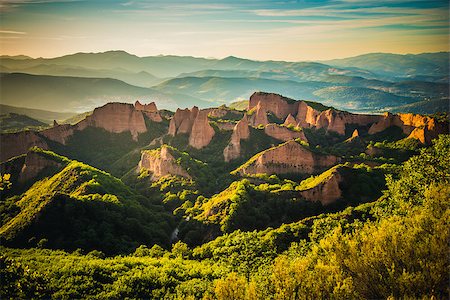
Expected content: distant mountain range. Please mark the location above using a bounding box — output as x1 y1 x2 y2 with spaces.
1 51 448 114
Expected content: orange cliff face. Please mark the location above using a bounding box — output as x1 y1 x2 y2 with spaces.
248 92 298 120
264 124 308 142
189 110 215 149
135 100 163 122
223 115 250 162
299 171 343 206
368 112 449 144
248 92 380 135
0 101 164 162
168 107 216 149
138 146 190 181
236 140 338 176
77 103 147 140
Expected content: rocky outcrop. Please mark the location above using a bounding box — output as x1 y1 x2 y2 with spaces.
368 112 448 144
169 107 216 149
296 101 320 128
248 92 380 135
235 140 338 176
264 124 308 142
248 92 298 119
204 108 242 119
41 124 74 145
77 103 147 140
283 114 297 127
216 121 236 131
299 170 342 206
135 101 163 122
0 131 49 162
189 110 216 149
248 102 269 126
224 115 250 162
311 109 380 135
135 100 157 112
18 150 63 183
168 107 199 136
138 145 190 181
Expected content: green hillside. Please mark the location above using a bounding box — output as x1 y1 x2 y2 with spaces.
1 135 448 299
313 86 416 111
0 104 76 124
0 113 49 133
0 148 173 254
0 73 209 112
325 52 449 78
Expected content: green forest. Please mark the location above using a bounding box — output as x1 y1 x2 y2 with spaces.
1 134 448 299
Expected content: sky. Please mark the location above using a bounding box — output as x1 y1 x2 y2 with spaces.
0 0 448 61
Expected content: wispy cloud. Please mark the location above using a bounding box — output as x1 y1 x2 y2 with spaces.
0 0 80 12
0 29 27 34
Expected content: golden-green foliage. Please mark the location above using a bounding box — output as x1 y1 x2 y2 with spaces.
1 133 448 299
0 151 173 253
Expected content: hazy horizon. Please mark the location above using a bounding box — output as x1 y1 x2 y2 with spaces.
1 0 448 61
2 49 449 62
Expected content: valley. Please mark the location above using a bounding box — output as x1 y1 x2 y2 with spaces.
1 89 448 298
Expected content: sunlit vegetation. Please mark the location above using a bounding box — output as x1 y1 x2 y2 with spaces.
1 135 449 298
0 151 174 254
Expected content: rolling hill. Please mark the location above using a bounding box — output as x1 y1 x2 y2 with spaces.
0 104 76 124
0 73 210 112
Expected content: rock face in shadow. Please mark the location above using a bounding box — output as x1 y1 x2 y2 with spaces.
18 150 63 183
264 124 308 142
168 107 199 136
138 145 190 181
283 114 297 127
168 107 216 149
299 170 343 206
224 115 250 162
368 112 448 144
41 124 74 145
0 131 49 162
236 140 339 175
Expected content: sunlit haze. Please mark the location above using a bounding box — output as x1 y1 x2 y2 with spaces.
0 0 449 60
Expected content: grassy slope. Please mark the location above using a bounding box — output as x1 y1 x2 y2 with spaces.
0 113 49 133
0 149 173 253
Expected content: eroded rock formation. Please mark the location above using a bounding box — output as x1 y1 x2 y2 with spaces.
138 145 190 181
0 131 49 162
264 124 308 142
41 124 74 145
248 92 298 119
224 115 250 161
77 103 147 140
168 107 199 136
248 92 380 135
236 140 338 175
299 170 342 206
283 114 297 127
18 150 64 183
189 110 216 149
168 107 216 149
368 112 448 144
